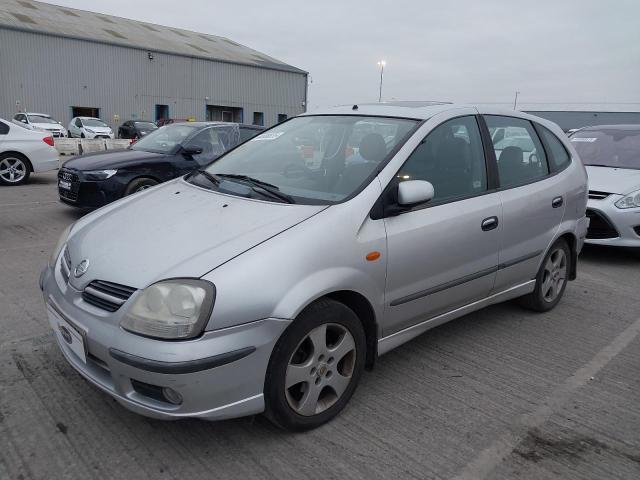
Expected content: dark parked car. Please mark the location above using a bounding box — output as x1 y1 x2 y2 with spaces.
58 122 264 208
118 120 158 140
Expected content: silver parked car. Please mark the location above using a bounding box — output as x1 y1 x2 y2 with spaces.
569 125 640 247
41 103 589 430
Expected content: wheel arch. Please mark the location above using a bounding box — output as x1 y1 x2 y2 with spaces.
301 290 379 370
0 150 33 172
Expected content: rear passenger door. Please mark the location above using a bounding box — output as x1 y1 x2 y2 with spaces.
382 115 502 335
481 115 566 292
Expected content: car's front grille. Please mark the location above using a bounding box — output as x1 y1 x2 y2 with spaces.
82 280 137 312
58 169 80 202
60 247 72 282
588 190 611 200
585 209 619 239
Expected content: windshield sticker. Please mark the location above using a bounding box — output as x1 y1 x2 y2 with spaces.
571 137 597 143
251 131 284 141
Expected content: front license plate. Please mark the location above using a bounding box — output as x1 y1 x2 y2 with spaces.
47 305 86 363
58 180 71 190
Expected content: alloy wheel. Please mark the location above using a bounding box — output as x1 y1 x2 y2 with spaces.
0 157 27 183
285 323 356 416
541 248 567 302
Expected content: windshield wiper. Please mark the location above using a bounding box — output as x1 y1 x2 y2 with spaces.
195 169 220 186
215 174 295 204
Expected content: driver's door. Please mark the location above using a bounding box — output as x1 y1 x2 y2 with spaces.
382 115 502 335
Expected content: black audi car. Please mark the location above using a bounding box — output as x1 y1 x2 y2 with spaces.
58 122 264 208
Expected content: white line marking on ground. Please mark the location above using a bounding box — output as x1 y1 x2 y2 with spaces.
454 316 640 480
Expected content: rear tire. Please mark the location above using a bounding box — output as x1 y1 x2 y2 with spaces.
124 177 158 195
0 153 31 186
519 239 570 312
264 298 366 431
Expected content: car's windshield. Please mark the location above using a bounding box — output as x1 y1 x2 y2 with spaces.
131 124 200 154
82 118 108 127
193 115 419 204
28 115 57 124
571 128 640 169
134 121 158 132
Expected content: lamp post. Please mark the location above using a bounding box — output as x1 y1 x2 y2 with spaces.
513 90 520 110
377 60 386 102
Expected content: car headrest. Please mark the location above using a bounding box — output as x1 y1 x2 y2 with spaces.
359 133 387 162
499 146 523 166
436 137 469 172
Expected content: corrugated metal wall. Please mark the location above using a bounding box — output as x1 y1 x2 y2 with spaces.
0 29 307 128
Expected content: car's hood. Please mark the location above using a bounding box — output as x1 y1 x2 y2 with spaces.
585 166 640 195
62 149 167 170
66 179 327 290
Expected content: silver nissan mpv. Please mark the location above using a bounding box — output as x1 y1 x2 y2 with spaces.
41 103 589 431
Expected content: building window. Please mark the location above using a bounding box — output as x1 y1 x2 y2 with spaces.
253 112 264 126
277 114 288 123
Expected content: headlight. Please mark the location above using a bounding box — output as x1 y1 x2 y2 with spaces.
86 128 95 133
49 223 73 267
120 279 215 340
84 169 117 180
615 190 640 209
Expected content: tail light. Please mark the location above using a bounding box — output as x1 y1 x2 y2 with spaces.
43 136 55 147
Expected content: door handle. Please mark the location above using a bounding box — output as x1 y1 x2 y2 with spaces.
481 216 499 231
552 196 564 208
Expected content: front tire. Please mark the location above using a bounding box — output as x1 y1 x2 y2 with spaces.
519 239 570 312
264 298 366 431
0 153 31 186
124 177 158 195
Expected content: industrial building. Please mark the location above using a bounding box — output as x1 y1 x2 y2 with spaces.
0 0 308 129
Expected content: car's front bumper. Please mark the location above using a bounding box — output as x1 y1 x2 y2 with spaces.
586 196 640 247
58 168 127 208
40 262 290 420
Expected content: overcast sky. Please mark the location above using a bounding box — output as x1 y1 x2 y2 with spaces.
44 0 640 111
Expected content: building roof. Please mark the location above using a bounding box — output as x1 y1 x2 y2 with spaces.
0 0 306 74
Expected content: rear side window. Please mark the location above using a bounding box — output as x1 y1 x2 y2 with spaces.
538 126 570 171
397 115 487 203
485 115 549 188
0 121 9 135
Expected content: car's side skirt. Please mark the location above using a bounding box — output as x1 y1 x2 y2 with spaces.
377 279 536 356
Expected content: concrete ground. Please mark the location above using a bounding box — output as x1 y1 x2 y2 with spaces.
1 171 639 480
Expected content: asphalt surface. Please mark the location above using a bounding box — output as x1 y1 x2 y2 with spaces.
1 171 639 480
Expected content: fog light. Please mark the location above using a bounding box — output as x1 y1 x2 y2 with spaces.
162 387 183 405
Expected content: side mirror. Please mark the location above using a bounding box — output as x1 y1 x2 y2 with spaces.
398 180 435 206
182 145 203 157
20 119 27 123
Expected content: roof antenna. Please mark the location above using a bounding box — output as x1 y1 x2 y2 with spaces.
352 104 358 111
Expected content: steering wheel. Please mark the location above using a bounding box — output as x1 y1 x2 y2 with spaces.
282 162 313 179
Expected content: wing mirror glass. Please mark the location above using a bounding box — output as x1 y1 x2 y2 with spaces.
397 180 435 206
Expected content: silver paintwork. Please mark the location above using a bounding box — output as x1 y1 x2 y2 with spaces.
397 180 434 206
585 166 640 247
42 104 588 421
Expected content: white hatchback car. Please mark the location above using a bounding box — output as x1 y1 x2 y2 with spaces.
68 117 114 139
0 118 59 185
12 112 68 138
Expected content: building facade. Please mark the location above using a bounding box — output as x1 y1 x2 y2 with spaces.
0 0 307 129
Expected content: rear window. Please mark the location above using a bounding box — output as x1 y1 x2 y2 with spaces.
570 129 640 170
